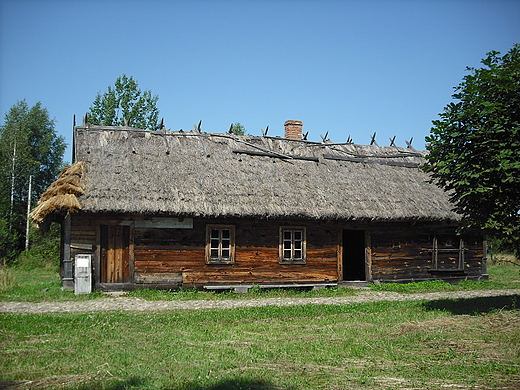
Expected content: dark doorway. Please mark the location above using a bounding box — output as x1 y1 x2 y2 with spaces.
342 230 366 281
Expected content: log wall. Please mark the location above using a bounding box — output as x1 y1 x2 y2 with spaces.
133 218 339 286
370 223 485 282
66 215 486 289
69 214 98 283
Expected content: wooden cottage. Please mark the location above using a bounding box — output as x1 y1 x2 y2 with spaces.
31 120 487 292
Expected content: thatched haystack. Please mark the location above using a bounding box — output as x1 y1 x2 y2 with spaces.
30 161 85 225
68 126 460 222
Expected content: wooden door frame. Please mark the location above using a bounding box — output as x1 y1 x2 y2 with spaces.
338 228 371 282
95 220 134 288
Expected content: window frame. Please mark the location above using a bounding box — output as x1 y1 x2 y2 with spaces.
206 225 236 265
279 226 307 264
431 235 465 270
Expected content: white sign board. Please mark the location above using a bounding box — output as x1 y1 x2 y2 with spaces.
75 254 92 295
135 218 193 229
76 255 90 268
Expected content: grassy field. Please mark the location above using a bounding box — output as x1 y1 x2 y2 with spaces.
1 258 520 302
1 296 519 389
1 262 519 389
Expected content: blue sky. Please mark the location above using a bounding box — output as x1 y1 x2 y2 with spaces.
1 0 518 163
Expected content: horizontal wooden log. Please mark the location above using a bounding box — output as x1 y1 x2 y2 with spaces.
323 153 419 168
135 272 183 284
135 259 337 274
233 149 319 162
134 247 338 267
183 270 337 285
70 243 93 250
71 247 96 256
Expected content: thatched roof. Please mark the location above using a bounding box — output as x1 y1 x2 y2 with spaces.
30 162 85 224
37 125 461 223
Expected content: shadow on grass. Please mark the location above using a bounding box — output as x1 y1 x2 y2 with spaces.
77 376 147 390
423 294 519 315
0 376 149 390
73 377 291 390
174 378 294 390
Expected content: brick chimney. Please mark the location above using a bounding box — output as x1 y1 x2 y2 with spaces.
284 120 303 140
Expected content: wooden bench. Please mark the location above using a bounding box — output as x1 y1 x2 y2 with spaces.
203 283 337 294
427 269 467 276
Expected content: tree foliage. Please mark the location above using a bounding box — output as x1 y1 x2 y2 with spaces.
87 74 160 130
423 44 520 257
0 100 66 260
228 122 246 136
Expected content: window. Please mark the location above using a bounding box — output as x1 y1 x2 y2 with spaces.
431 236 465 270
206 225 235 264
280 227 306 264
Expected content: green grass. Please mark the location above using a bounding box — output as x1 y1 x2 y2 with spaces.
1 262 519 302
1 261 519 389
1 298 519 389
0 268 104 302
126 284 360 301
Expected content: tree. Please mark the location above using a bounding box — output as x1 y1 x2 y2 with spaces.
87 74 160 130
228 122 246 135
423 44 520 258
0 100 66 260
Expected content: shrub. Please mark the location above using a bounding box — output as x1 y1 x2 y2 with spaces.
0 259 16 292
0 217 19 263
13 223 60 271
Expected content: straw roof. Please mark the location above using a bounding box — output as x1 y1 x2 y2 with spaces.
30 162 85 224
52 125 460 222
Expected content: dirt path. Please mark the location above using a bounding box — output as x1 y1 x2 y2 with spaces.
1 288 520 313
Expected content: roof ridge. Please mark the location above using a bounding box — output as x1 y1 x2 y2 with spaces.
75 126 424 152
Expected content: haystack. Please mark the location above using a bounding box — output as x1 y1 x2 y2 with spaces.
30 161 85 225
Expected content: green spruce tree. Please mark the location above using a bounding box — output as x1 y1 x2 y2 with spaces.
0 100 66 260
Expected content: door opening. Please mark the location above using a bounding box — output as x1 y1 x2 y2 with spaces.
342 230 366 281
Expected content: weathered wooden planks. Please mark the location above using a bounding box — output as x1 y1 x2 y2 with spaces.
67 215 485 289
370 224 484 282
101 225 130 283
133 218 339 286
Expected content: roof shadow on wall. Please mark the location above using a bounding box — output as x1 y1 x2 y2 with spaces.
422 294 519 315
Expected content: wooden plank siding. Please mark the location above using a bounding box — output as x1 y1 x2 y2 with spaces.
69 215 99 286
67 215 486 290
370 224 485 282
69 215 134 286
100 225 131 283
133 218 339 287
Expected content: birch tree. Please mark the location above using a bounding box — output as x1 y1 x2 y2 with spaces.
87 74 160 130
0 100 66 259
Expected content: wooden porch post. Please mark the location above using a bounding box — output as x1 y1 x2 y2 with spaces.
61 214 74 290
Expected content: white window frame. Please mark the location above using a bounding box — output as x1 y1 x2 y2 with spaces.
206 225 235 265
279 227 306 264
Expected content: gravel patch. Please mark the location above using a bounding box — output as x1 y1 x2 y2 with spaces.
1 289 520 313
